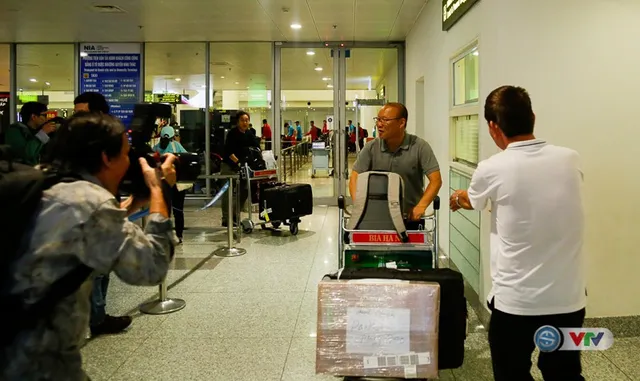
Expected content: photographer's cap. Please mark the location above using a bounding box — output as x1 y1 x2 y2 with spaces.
161 126 175 138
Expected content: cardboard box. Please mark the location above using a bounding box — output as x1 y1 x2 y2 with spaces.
316 279 440 379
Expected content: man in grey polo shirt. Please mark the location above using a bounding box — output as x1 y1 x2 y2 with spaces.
350 102 442 220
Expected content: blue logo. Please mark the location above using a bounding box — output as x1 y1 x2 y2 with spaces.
534 325 561 352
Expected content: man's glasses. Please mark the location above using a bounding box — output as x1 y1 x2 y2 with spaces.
373 117 402 123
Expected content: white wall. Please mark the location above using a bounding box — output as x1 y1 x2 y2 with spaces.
377 59 399 103
407 0 640 317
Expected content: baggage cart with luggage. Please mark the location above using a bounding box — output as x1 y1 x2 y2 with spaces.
317 171 468 380
239 163 313 235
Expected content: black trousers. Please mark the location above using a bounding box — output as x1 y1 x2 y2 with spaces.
488 298 586 381
171 186 186 237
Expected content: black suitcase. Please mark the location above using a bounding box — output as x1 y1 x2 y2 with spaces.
261 183 313 222
323 267 467 370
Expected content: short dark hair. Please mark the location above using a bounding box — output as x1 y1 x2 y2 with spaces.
19 102 47 123
262 119 267 124
49 112 125 174
385 102 409 121
74 92 110 114
484 86 535 138
236 111 250 124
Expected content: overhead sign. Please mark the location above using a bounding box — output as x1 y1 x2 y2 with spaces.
80 43 141 126
357 99 386 106
153 93 189 104
442 0 480 31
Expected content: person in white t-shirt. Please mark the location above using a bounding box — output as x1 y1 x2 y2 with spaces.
450 85 586 381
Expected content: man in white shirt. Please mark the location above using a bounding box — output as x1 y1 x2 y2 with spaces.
450 85 586 381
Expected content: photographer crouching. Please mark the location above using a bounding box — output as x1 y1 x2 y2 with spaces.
1 112 179 381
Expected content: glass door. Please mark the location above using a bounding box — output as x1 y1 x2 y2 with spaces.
277 45 337 205
275 43 402 206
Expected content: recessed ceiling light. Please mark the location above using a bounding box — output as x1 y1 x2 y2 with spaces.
315 67 323 71
306 51 315 56
45 81 51 86
246 86 250 89
221 76 225 79
29 78 37 82
290 23 302 29
327 84 333 88
175 78 181 81
235 81 240 85
322 77 330 81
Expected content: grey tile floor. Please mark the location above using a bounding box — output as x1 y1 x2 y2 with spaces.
81 204 640 380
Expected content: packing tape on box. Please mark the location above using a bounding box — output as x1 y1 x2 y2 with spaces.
405 364 417 379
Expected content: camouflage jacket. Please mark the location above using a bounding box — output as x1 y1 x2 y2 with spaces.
1 174 176 381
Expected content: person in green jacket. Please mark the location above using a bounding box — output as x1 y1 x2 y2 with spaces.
4 102 56 165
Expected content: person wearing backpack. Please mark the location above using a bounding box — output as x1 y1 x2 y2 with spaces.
153 126 189 243
4 102 57 165
0 112 179 381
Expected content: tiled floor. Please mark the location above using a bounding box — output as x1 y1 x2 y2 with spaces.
81 169 640 380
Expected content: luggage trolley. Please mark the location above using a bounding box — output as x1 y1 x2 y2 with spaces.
337 195 440 271
239 163 302 235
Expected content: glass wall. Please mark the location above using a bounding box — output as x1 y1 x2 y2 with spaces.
144 42 207 195
16 44 75 119
0 45 9 92
209 42 272 139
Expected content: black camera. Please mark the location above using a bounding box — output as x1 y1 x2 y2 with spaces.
119 103 202 198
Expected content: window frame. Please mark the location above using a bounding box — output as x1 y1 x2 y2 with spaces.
449 39 480 171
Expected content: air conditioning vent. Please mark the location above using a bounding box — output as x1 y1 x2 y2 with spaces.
91 5 126 13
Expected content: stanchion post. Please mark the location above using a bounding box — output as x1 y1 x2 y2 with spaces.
139 214 186 315
214 176 246 257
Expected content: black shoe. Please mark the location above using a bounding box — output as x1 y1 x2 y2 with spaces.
90 315 132 336
221 220 238 228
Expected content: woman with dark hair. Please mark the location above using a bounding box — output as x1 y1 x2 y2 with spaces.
153 126 189 243
221 110 254 227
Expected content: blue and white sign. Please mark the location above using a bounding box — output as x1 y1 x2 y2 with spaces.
80 43 141 126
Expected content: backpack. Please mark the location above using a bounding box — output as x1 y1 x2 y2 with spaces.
347 171 409 242
244 146 267 171
0 145 92 345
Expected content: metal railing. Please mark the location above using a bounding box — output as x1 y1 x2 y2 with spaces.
280 138 311 182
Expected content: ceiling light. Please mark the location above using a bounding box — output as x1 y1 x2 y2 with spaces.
45 81 50 86
175 78 181 81
235 81 240 85
327 84 333 88
322 77 330 81
290 23 302 29
201 85 206 88
306 51 315 56
246 86 250 89
315 67 323 71
29 78 37 82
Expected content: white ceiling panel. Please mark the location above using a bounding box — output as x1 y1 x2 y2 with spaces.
1 0 417 97
0 0 425 42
